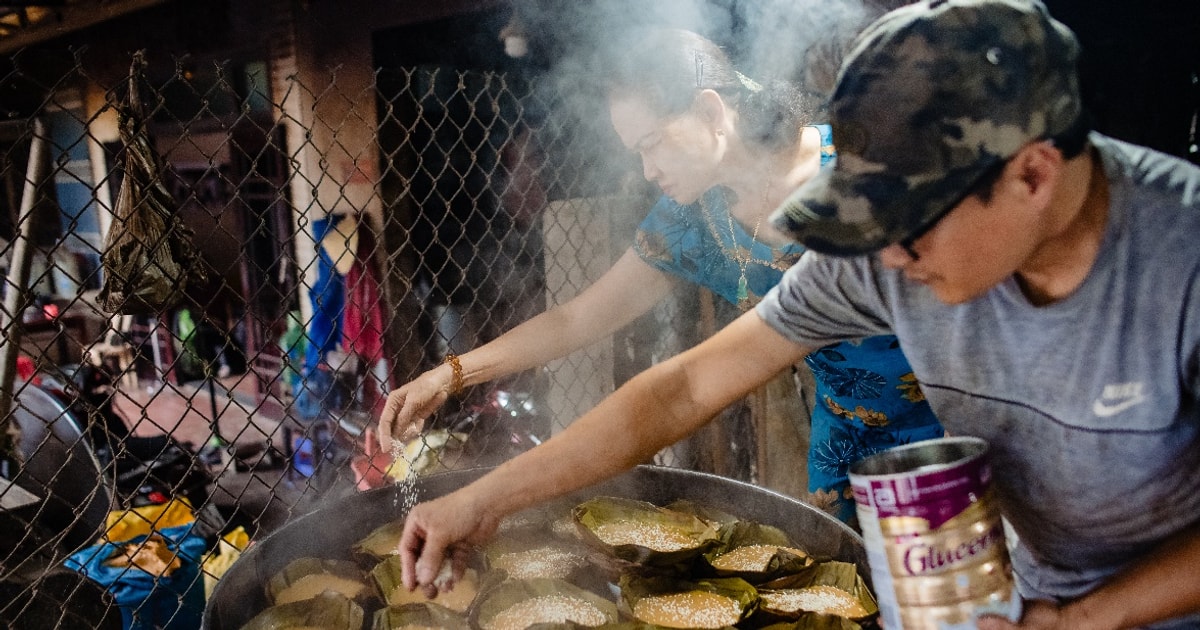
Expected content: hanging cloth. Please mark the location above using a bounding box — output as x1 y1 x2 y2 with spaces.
302 214 349 373
341 224 385 364
98 50 206 314
291 214 355 422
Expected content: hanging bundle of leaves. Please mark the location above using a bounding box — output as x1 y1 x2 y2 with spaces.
99 50 206 314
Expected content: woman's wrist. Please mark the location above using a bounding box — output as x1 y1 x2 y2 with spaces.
440 353 465 397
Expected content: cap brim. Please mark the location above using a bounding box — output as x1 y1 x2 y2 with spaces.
770 159 998 257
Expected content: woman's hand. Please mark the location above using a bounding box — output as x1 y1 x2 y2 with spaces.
398 490 499 597
377 367 452 450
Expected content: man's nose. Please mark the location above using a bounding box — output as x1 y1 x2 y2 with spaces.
877 244 913 269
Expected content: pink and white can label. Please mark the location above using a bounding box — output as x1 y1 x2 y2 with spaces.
849 437 1021 630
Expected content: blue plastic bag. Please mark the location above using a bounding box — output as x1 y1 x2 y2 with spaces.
65 523 207 630
292 363 350 423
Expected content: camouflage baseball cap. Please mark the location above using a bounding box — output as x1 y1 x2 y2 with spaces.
771 0 1083 255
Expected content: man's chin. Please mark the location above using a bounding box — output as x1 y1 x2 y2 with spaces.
930 282 987 305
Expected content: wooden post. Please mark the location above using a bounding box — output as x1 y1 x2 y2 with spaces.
0 118 49 472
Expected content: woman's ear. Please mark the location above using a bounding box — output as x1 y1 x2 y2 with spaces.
693 89 727 132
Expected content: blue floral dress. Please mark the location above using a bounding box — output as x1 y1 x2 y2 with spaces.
632 125 943 523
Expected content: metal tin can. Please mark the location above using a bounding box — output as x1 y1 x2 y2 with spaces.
849 437 1021 630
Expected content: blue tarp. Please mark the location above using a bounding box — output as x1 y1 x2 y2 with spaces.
302 214 346 373
65 523 207 630
291 215 352 422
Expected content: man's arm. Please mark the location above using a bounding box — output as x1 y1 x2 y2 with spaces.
978 524 1200 630
398 311 811 589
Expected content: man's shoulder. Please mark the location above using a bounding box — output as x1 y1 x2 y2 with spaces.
1094 133 1200 196
1095 133 1200 250
799 250 896 284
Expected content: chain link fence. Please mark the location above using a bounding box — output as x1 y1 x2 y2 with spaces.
0 46 754 627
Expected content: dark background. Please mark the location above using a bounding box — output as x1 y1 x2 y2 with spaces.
1045 0 1199 163
487 0 1200 164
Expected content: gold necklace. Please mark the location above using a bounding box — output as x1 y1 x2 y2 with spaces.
700 182 772 312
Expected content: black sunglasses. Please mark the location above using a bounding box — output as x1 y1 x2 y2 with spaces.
896 158 1010 261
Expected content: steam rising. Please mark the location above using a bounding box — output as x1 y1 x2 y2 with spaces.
508 0 895 192
513 0 888 95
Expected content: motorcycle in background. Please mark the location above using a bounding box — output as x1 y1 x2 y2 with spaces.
36 361 215 512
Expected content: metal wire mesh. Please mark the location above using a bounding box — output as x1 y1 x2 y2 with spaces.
0 49 750 627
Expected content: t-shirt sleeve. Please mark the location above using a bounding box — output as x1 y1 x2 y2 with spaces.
755 251 893 349
1185 266 1200 403
632 194 687 274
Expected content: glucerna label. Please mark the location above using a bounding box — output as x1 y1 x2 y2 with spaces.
850 437 1021 630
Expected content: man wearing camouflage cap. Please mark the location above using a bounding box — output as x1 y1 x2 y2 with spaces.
396 1 1200 626
759 0 1200 627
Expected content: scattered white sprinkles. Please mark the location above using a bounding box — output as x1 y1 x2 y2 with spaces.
760 585 867 617
484 595 609 630
632 591 742 628
493 547 588 580
709 544 806 572
591 521 699 552
389 438 420 515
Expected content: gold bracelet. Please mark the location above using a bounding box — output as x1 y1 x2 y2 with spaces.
444 353 464 397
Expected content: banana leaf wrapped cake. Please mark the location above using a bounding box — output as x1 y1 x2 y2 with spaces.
371 554 481 613
573 497 722 574
754 561 877 625
704 522 814 583
473 578 619 630
225 482 876 630
485 536 592 582
267 557 373 606
239 590 364 630
371 602 471 630
620 575 758 629
496 499 583 541
353 518 407 561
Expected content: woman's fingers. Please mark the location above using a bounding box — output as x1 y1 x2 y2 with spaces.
379 374 452 450
399 504 443 591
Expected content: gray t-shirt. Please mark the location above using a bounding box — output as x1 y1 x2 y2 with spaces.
758 134 1200 624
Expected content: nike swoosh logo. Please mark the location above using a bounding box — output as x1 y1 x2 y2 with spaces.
1092 396 1146 417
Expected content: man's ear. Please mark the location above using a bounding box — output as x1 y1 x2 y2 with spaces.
1009 139 1064 204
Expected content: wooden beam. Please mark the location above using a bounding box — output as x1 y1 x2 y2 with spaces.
0 0 168 54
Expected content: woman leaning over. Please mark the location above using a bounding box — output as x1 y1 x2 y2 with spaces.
379 27 941 524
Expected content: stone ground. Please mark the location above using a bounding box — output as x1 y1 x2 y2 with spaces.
110 372 367 538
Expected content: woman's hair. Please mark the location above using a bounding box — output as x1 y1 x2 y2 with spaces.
600 27 818 153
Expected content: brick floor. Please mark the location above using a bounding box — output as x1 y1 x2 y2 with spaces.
107 371 367 537
113 373 286 450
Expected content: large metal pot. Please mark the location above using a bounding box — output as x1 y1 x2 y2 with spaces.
8 383 112 552
203 465 868 629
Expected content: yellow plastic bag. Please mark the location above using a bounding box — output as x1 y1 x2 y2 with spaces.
201 526 249 599
103 497 195 544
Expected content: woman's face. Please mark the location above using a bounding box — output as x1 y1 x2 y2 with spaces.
608 93 723 204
